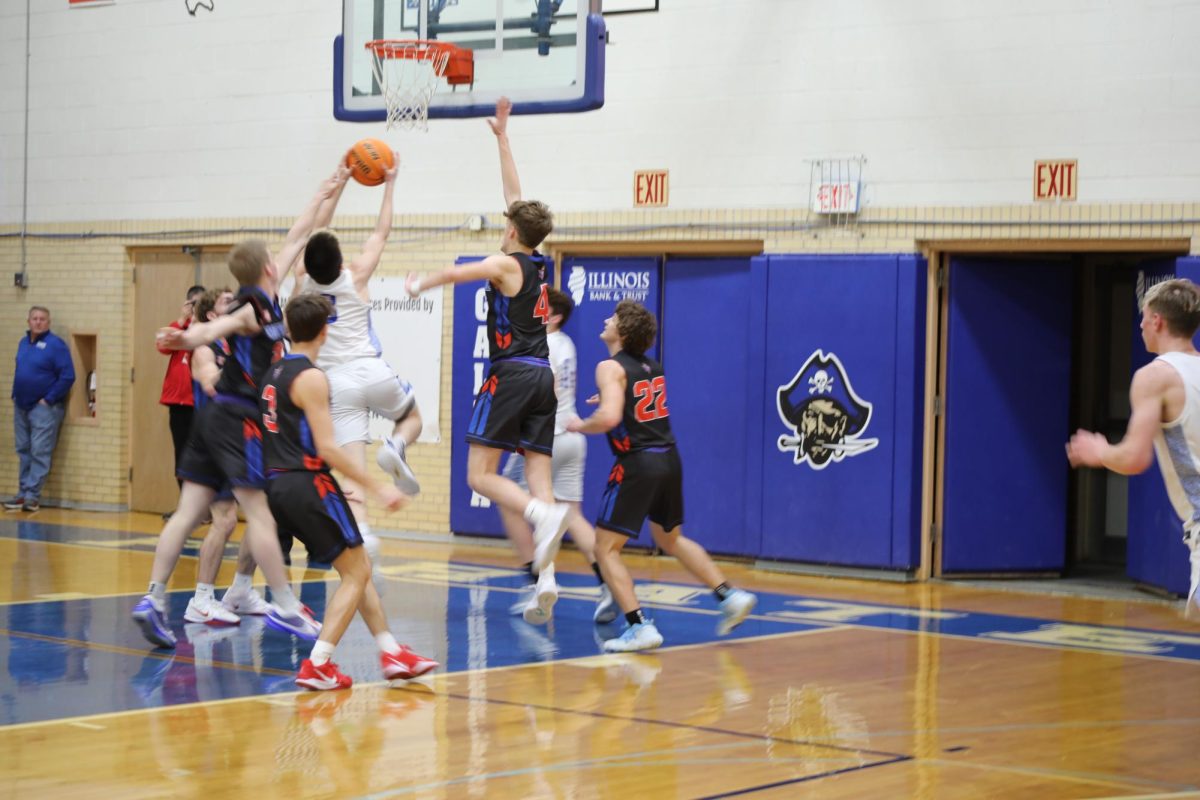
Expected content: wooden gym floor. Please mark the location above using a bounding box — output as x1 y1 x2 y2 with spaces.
1 509 1198 798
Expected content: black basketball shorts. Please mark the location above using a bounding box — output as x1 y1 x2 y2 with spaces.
594 447 685 538
267 470 363 565
176 399 266 490
465 359 556 455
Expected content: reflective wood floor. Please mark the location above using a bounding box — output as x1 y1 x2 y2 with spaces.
1 509 1199 798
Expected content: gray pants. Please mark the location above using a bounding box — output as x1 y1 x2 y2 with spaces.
13 401 65 503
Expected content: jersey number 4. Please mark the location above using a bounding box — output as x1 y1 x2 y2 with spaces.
261 385 279 433
633 376 669 422
533 284 551 325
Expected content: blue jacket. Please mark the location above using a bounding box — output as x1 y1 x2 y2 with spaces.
12 330 75 410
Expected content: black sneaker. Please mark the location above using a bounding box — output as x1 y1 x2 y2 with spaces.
3 496 24 511
22 500 40 513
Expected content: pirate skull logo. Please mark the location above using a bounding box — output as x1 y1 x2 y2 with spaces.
777 350 879 469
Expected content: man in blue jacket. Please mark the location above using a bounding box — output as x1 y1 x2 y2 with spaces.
6 306 74 513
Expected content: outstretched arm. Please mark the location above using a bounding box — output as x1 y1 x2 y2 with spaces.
158 304 258 350
191 344 220 398
487 97 521 207
349 162 398 290
276 166 347 284
567 360 626 434
404 253 521 298
291 369 409 509
1067 363 1168 475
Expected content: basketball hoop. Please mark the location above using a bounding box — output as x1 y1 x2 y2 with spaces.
365 40 474 131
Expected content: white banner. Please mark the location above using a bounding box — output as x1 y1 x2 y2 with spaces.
279 275 443 443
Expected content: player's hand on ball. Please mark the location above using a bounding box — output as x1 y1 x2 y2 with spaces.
1066 430 1108 467
404 272 422 298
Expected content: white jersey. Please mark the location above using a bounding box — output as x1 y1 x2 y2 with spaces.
549 330 578 436
1152 352 1200 531
298 271 380 368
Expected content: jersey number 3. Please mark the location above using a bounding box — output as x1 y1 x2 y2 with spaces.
261 385 279 433
633 376 669 422
533 284 551 325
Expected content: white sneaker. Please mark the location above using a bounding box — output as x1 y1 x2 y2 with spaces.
184 595 241 626
376 438 420 496
510 586 536 616
603 621 664 653
220 586 272 616
266 603 323 641
593 584 619 624
523 564 558 626
530 501 570 573
716 589 757 636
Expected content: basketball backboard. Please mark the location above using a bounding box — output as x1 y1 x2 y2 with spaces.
334 0 606 122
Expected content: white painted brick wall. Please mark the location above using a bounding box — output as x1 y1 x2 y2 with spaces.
4 0 1200 222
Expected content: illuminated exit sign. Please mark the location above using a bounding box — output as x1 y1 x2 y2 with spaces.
1034 159 1077 201
634 170 669 207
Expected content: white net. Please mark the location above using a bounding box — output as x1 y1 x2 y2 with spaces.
367 41 452 132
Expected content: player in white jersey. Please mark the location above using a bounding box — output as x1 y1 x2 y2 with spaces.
1068 278 1200 614
294 162 421 585
500 287 617 626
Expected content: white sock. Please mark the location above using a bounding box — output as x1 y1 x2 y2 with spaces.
195 583 215 600
148 581 167 605
229 572 254 595
272 584 301 615
309 640 336 667
376 631 401 655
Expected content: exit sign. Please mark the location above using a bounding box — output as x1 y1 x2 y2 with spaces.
1034 160 1077 201
634 170 669 207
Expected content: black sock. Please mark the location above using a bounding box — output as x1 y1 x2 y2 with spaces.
713 582 732 602
524 561 537 585
591 562 606 586
624 608 647 626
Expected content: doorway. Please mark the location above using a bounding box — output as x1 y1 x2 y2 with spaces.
129 247 231 514
923 240 1191 581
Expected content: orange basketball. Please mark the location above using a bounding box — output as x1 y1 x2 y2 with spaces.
345 138 395 186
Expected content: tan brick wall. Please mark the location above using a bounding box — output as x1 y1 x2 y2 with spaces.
1 202 1196 532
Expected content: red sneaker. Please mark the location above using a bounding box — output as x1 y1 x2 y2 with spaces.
381 646 439 681
295 658 352 691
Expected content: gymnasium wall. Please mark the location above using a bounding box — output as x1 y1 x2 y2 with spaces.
6 1 1200 544
5 1 1200 223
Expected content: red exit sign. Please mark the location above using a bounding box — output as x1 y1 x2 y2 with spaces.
634 170 669 207
1034 160 1077 201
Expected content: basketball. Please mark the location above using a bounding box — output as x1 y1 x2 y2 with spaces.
345 138 395 186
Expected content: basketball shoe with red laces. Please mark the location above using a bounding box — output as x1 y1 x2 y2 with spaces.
381 646 439 681
295 659 352 691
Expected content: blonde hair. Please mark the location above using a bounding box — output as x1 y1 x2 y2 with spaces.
1143 278 1200 337
228 239 271 286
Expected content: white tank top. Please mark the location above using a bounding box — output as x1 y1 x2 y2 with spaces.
549 330 578 435
298 271 380 368
1152 351 1200 530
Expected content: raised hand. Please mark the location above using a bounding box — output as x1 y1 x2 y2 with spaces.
487 96 512 137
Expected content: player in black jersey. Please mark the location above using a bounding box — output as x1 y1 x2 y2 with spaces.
182 288 277 627
405 98 571 581
264 294 438 691
133 168 345 649
568 300 759 652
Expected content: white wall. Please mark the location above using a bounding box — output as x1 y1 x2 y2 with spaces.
4 0 1200 223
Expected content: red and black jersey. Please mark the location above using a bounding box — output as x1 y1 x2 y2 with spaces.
485 252 551 362
607 350 676 456
260 354 327 473
215 286 287 401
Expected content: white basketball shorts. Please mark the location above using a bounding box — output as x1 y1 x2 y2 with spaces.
326 357 416 446
502 430 586 502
